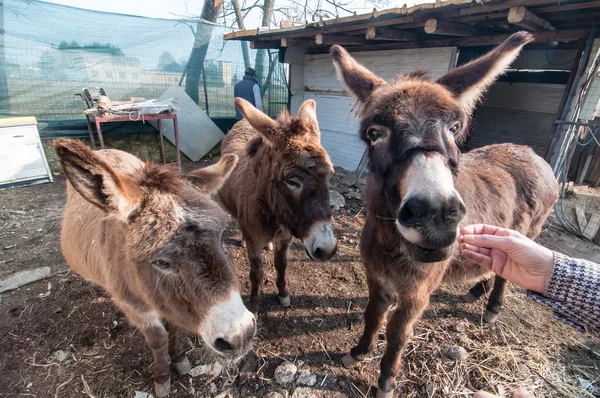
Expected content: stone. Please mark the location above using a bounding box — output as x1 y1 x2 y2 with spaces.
291 387 346 398
0 267 52 293
329 191 345 211
134 392 154 398
344 191 362 201
52 349 71 363
296 371 317 386
264 393 284 398
339 173 358 187
274 361 297 385
442 346 468 361
209 362 222 377
188 364 208 377
452 321 468 333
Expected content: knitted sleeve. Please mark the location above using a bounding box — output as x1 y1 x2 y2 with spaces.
527 252 600 335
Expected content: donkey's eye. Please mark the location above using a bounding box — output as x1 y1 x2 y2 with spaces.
367 128 386 143
285 179 302 190
448 122 462 134
152 260 171 269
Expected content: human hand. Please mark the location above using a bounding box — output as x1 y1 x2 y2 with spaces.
474 387 533 398
458 224 554 294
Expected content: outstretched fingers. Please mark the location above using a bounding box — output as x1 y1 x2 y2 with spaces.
460 247 493 269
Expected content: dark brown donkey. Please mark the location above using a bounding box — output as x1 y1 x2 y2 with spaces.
54 139 256 397
219 98 338 312
331 32 558 397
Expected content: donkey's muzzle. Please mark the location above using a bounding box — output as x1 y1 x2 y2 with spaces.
396 193 466 262
303 221 338 261
200 291 256 359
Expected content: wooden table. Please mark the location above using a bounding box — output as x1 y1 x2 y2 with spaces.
84 111 181 171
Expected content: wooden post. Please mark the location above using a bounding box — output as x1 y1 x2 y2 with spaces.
508 6 555 31
424 19 481 36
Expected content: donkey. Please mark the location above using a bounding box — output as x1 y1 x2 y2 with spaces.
218 98 338 312
331 32 558 397
54 139 256 397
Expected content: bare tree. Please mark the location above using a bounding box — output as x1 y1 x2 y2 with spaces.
185 0 224 104
231 0 251 68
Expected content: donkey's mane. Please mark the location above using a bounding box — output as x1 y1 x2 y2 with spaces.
140 163 182 193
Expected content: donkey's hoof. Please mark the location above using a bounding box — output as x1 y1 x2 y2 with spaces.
265 242 274 251
376 389 394 398
173 356 191 375
462 292 478 303
341 353 360 368
154 380 171 398
484 310 499 324
278 294 291 307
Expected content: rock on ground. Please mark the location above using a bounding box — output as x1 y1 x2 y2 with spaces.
291 387 346 398
296 370 317 386
188 364 208 377
329 191 345 211
52 349 71 363
274 361 297 385
263 393 284 398
442 346 468 361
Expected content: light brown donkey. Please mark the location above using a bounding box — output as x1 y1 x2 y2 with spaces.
331 32 558 397
54 139 256 397
219 98 338 312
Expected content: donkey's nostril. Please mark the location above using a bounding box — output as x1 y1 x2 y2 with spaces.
214 338 234 352
313 247 323 260
398 197 423 227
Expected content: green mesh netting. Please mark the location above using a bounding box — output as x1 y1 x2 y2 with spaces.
0 0 289 138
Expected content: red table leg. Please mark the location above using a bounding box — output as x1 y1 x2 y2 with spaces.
173 115 181 172
85 114 96 149
95 119 105 149
157 119 166 164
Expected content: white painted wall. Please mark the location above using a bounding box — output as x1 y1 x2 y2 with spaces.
286 47 458 171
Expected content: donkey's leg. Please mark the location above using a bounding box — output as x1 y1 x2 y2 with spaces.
342 280 393 368
376 293 430 398
484 275 508 323
165 322 191 375
247 241 264 313
274 239 291 307
116 303 172 397
462 278 492 303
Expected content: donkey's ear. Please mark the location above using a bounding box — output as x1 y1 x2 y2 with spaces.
53 138 143 222
297 99 317 124
187 154 239 193
331 45 386 106
235 97 279 143
437 31 533 115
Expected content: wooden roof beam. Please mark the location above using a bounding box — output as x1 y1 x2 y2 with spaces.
250 41 279 49
366 27 420 41
315 33 367 46
508 6 555 31
280 38 314 47
424 19 481 37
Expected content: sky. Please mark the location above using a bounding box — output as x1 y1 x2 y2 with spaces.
42 0 431 28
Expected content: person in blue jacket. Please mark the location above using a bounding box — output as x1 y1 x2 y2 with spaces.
234 67 263 120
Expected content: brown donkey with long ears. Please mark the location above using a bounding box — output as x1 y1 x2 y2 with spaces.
54 139 256 397
219 98 338 312
331 32 558 397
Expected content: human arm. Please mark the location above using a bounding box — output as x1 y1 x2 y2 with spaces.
458 224 600 335
253 84 263 111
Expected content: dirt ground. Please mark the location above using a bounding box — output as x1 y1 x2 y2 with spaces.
1 161 599 398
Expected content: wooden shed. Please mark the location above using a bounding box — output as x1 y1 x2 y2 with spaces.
224 0 600 172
